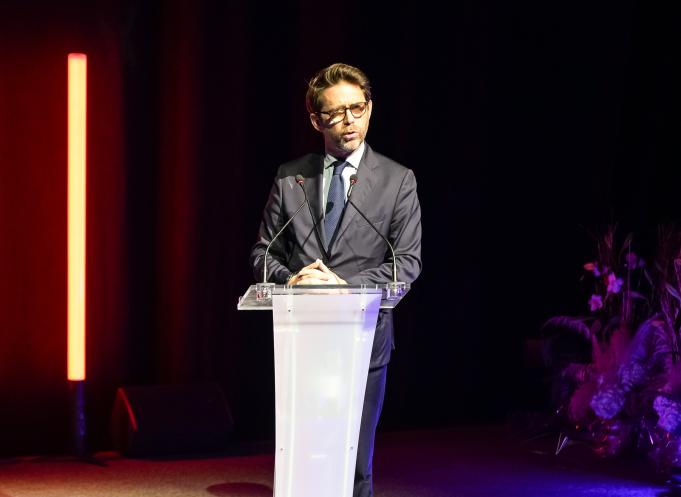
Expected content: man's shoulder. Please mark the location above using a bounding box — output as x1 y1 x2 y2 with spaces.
276 153 323 180
363 144 412 176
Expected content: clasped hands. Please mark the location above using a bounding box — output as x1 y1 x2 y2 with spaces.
288 259 347 286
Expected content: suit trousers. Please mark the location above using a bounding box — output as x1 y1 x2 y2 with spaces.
354 365 388 497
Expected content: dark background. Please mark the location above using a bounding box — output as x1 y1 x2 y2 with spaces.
0 0 679 456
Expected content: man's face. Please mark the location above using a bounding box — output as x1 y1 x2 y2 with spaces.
310 81 372 159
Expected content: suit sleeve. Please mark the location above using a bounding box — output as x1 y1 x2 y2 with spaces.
249 176 294 284
345 169 422 285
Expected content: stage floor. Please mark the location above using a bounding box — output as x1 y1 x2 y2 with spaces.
0 424 671 497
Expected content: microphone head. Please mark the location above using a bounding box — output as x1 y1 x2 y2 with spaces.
295 174 305 185
349 174 358 185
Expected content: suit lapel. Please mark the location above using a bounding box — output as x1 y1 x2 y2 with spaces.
306 157 324 223
334 145 375 245
304 154 329 260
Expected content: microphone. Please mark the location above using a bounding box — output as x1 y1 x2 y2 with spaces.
346 174 399 284
347 174 358 198
262 176 309 283
295 174 329 263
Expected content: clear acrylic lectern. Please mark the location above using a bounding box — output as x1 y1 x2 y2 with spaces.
238 284 410 497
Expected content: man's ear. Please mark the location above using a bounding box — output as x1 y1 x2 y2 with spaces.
309 113 323 132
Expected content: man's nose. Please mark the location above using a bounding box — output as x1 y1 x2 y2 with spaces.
343 108 355 123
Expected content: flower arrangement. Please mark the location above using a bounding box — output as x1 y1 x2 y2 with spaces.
542 225 681 470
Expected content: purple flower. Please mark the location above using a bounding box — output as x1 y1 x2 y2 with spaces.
654 396 681 434
606 273 623 294
589 294 604 312
591 385 626 419
619 362 647 390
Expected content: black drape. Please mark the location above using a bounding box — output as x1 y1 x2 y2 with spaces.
1 0 680 455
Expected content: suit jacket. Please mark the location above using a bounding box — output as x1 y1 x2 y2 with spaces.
249 143 422 368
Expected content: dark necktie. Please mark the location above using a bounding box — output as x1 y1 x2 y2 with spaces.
324 160 348 247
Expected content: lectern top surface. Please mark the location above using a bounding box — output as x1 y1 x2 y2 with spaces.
237 283 410 310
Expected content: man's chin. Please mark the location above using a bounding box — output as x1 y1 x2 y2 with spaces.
339 138 362 152
327 138 362 157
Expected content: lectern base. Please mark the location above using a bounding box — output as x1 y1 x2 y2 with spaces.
272 291 381 497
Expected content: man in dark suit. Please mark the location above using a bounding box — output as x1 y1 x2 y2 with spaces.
250 63 421 497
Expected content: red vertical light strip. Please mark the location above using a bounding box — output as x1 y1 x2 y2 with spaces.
68 53 86 381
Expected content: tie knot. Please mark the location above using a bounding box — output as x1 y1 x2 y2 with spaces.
332 160 348 176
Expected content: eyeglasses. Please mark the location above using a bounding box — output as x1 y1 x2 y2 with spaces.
317 101 369 125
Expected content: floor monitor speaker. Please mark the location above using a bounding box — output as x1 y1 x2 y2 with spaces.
111 382 234 456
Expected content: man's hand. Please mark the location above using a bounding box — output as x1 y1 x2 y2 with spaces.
288 259 347 285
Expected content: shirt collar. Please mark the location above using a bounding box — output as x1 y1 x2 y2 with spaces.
324 141 365 170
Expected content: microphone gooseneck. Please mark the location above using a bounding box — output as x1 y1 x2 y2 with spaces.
262 179 308 283
346 175 398 283
296 174 329 263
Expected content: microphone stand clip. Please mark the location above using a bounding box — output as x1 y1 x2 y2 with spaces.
256 282 275 301
386 281 407 300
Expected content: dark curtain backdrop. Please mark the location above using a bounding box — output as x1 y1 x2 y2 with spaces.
0 0 678 456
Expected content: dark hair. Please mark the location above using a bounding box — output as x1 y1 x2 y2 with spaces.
305 63 372 114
